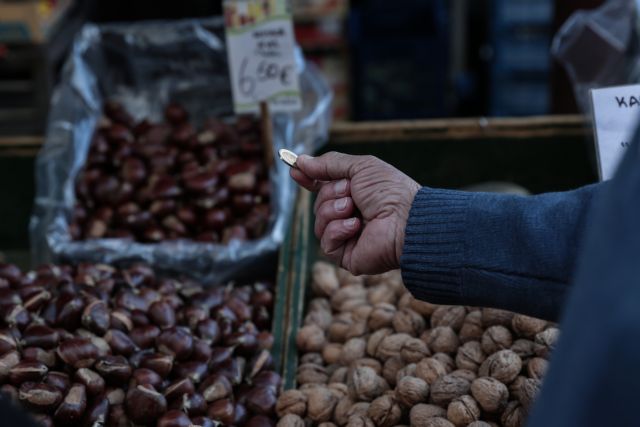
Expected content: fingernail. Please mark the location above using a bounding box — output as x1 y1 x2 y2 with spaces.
334 179 347 195
345 218 357 229
335 198 348 211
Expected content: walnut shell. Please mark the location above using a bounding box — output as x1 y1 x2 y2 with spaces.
395 363 417 385
329 382 349 399
304 386 338 422
409 404 447 426
337 268 365 287
478 350 522 384
423 417 456 427
368 304 397 330
428 327 460 354
481 325 513 354
323 343 343 365
352 305 373 323
501 401 526 427
534 327 559 358
334 397 356 426
481 308 514 328
330 366 349 384
430 374 471 406
447 395 480 426
296 363 328 385
432 353 456 372
449 369 476 382
329 313 355 343
511 314 546 338
527 357 548 381
367 395 403 427
312 261 340 297
455 341 486 372
340 338 367 365
392 309 426 336
332 285 368 312
431 306 466 332
510 339 535 361
367 328 393 357
467 422 493 427
301 352 324 365
347 402 371 419
348 366 390 402
367 285 396 306
276 389 307 417
518 377 541 411
376 333 412 361
305 309 333 330
277 414 305 427
382 356 405 387
345 321 369 340
309 297 331 313
395 376 429 407
297 324 327 352
416 357 448 385
346 415 375 427
470 376 508 413
319 423 338 427
459 311 484 343
350 358 383 375
401 338 430 363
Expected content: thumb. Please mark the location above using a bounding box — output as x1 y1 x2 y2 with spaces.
296 151 360 181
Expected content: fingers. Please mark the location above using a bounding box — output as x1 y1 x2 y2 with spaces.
290 168 321 192
314 179 350 214
320 217 361 264
297 152 364 181
314 197 355 238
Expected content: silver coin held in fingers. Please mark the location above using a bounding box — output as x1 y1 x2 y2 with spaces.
278 149 298 168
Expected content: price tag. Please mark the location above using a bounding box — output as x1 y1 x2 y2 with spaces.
590 84 640 180
224 0 301 114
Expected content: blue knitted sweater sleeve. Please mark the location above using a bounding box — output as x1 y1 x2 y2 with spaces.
400 184 603 321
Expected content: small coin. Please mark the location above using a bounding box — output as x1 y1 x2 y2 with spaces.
278 149 298 168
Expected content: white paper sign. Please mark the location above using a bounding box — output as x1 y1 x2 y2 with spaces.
224 0 301 114
590 84 640 180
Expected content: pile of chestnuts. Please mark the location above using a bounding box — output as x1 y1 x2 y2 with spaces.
277 262 558 427
71 101 271 244
0 262 280 426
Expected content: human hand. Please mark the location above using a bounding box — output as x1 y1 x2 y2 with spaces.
290 152 420 275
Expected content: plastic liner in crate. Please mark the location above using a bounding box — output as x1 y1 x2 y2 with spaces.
29 18 332 283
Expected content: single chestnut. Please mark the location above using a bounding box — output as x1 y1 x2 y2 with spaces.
21 324 59 349
130 325 161 349
9 361 48 384
149 300 176 330
132 368 163 389
94 355 132 385
54 383 87 425
207 398 235 425
157 410 191 427
156 327 193 361
125 384 167 425
75 368 105 396
18 382 62 413
163 378 195 402
81 300 110 335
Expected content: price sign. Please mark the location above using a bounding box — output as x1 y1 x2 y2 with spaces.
224 0 301 113
591 84 640 180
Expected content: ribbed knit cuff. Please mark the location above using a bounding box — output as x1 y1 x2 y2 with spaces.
400 187 473 305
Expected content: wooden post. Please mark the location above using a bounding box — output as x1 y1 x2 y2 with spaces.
260 101 275 168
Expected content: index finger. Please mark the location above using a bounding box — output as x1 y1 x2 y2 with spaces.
296 152 361 181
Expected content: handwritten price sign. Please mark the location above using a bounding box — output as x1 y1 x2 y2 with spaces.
224 0 301 113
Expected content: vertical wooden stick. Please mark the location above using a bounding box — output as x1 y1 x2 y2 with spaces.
260 101 275 168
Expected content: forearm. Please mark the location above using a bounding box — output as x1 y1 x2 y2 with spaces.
400 184 603 321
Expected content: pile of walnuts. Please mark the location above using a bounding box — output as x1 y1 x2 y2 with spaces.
276 262 559 427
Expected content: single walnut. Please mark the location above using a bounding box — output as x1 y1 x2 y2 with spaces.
337 268 365 287
459 311 484 343
478 350 522 384
518 377 541 411
376 333 412 361
352 305 373 323
416 357 448 385
297 324 327 352
329 313 355 343
395 363 417 384
481 325 513 354
329 382 349 399
334 397 356 426
277 414 305 427
340 337 367 365
407 297 438 316
432 353 456 372
447 395 480 426
312 261 340 297
297 363 329 385
347 402 371 419
409 404 447 426
309 298 331 313
423 417 456 427
455 341 486 371
392 309 426 336
348 366 390 402
301 352 325 365
401 338 430 363
332 285 368 312
346 415 375 427
527 357 548 381
276 389 308 417
481 308 514 328
304 386 338 422
345 321 369 340
430 374 471 406
501 401 526 427
431 306 466 332
510 339 535 361
470 376 508 413
323 343 343 365
305 309 333 330
428 327 460 354
368 304 397 330
449 369 476 382
330 366 349 384
367 395 403 427
534 327 559 358
350 358 383 375
367 328 393 357
382 356 405 387
367 285 396 306
511 314 546 338
396 376 429 408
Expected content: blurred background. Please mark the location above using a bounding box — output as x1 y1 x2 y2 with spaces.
0 0 605 135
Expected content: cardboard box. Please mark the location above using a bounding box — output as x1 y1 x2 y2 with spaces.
0 0 71 43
